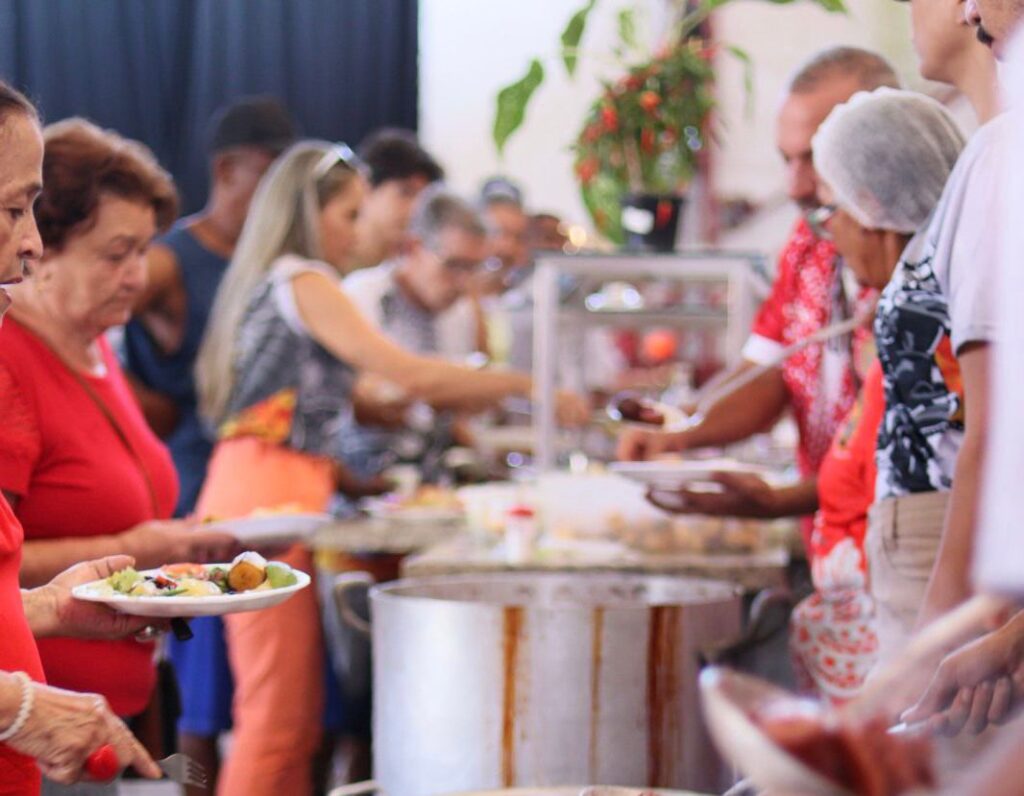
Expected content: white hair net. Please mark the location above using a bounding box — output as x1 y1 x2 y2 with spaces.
812 88 966 233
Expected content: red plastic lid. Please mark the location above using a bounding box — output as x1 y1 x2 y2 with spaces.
506 505 535 518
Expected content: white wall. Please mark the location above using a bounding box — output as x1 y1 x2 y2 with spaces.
419 0 931 239
419 0 666 226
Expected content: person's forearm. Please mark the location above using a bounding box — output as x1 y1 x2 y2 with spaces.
401 361 531 410
770 478 820 518
19 585 59 637
20 537 128 589
917 431 985 628
679 368 788 450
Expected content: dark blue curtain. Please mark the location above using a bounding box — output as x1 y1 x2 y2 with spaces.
0 0 419 212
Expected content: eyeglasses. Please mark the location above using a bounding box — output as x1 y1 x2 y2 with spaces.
312 142 360 181
443 257 481 274
806 203 838 239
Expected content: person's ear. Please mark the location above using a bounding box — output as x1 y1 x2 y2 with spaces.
954 0 971 27
211 153 235 186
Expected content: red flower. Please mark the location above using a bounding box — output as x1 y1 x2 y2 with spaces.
583 123 602 143
640 128 656 154
601 105 619 132
655 199 674 227
576 158 599 184
625 74 644 91
639 91 661 113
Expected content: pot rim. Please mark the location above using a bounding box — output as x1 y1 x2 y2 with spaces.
368 571 742 610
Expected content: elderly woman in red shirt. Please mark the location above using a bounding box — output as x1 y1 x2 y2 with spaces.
0 81 166 795
0 118 237 792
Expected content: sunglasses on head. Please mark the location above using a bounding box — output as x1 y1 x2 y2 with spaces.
312 142 360 181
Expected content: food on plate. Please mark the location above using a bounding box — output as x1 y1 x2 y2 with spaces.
388 485 463 512
249 502 306 517
618 517 765 555
227 551 268 591
104 551 299 598
202 502 306 524
756 704 934 796
614 396 665 427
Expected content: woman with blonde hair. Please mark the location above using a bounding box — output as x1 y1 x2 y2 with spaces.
195 141 587 795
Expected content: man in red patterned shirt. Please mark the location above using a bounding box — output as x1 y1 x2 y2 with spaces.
619 47 897 537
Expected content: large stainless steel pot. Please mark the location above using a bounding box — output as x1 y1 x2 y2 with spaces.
336 572 743 796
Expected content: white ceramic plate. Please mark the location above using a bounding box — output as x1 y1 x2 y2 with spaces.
699 668 851 796
362 498 464 524
609 459 768 491
71 564 311 618
203 513 333 546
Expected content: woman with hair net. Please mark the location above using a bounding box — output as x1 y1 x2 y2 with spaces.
775 89 964 704
811 88 970 672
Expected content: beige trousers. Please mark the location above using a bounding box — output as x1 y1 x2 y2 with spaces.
865 491 949 666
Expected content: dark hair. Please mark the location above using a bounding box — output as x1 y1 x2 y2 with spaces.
0 81 38 127
357 128 444 187
207 96 298 156
789 47 900 94
36 118 179 252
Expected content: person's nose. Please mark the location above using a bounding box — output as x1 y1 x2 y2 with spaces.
786 159 818 206
18 214 43 266
124 251 148 292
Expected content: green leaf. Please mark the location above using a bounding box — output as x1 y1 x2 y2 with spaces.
762 0 846 9
617 8 638 51
493 59 546 156
725 44 755 119
561 0 598 77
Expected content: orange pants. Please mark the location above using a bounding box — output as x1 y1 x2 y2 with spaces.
195 437 334 796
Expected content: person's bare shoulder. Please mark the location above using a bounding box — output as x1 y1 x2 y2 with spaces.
135 242 183 313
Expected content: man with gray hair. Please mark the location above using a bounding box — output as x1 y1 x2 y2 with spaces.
621 47 899 541
340 187 491 478
345 186 487 353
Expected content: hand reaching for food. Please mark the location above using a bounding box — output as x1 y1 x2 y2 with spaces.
555 390 591 427
901 610 1024 735
647 472 782 518
121 520 240 567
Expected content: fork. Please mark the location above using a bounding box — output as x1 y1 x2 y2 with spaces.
85 746 208 789
158 753 208 788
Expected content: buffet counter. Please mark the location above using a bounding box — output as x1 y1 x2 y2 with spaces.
400 533 789 593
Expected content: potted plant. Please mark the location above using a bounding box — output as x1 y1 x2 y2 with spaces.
492 0 846 250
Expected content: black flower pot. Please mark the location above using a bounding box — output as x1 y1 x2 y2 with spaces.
620 193 685 252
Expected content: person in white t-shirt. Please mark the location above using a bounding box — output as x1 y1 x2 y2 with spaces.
892 2 1024 747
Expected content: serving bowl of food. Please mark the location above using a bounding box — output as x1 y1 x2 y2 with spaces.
699 668 936 796
72 551 310 617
